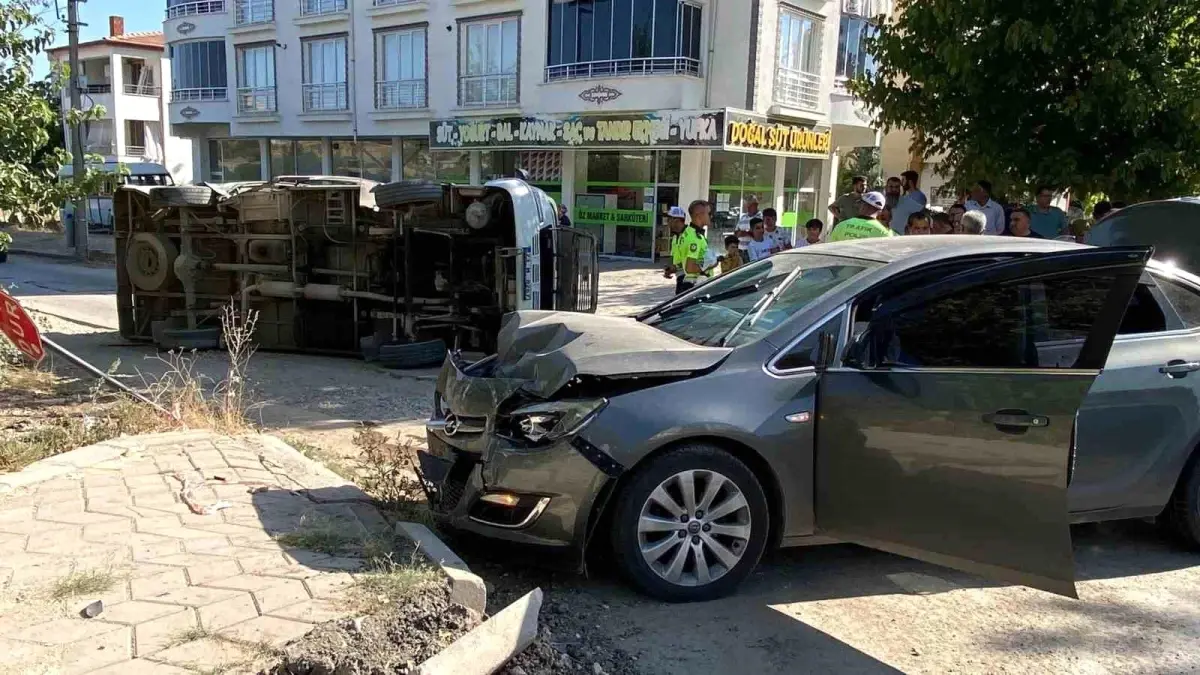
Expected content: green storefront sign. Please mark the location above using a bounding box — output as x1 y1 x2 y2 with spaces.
573 207 655 228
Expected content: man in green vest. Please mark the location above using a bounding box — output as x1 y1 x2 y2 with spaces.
665 206 705 294
829 191 895 242
665 207 690 294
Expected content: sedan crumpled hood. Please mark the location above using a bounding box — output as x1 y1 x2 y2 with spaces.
492 310 731 398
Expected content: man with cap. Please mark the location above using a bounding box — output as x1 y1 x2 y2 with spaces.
665 206 706 294
829 191 895 242
736 195 760 264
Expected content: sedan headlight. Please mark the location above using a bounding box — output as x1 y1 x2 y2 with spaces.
507 399 607 444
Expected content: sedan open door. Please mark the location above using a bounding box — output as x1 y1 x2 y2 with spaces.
815 247 1152 596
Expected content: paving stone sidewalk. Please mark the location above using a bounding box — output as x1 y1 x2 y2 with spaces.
0 431 391 675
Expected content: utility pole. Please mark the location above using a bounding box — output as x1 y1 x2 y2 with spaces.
66 0 88 258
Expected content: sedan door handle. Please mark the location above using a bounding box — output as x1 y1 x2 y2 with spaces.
983 410 1049 432
1159 360 1200 378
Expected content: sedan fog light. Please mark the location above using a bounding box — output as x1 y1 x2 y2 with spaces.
479 492 521 507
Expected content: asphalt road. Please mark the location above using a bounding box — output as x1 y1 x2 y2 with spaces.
5 254 1199 674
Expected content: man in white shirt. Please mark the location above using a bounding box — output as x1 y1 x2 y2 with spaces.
965 179 1006 235
735 195 760 263
888 170 929 235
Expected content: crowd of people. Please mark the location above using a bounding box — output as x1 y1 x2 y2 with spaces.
661 173 1121 293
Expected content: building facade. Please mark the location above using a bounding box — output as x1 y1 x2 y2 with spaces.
47 18 194 183
164 0 876 259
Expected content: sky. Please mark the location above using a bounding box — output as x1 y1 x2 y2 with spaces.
33 0 163 78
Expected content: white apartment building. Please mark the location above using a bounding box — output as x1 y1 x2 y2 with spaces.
164 0 878 259
47 17 194 183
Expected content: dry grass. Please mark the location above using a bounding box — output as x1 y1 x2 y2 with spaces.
286 435 359 481
349 543 441 611
48 568 116 601
0 303 263 474
275 519 360 556
166 625 280 674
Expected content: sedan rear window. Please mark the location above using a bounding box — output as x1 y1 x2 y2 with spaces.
643 253 879 347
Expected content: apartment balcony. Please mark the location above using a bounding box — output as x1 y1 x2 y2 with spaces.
83 83 113 94
375 80 426 110
302 82 348 113
166 0 226 19
168 87 231 126
299 0 346 15
123 83 161 97
773 67 822 113
237 86 278 115
544 57 701 82
233 0 274 33
458 74 517 108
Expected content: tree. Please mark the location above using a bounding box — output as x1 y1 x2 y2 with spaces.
0 0 111 228
837 146 884 194
850 0 1200 202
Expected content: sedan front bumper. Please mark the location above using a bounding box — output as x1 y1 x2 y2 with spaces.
417 420 617 554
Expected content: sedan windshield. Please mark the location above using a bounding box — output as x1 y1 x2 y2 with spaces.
643 253 880 347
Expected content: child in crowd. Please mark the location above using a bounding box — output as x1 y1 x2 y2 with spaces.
798 218 824 247
747 217 774 262
705 235 744 276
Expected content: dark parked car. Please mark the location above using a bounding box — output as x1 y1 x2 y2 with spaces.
420 236 1200 602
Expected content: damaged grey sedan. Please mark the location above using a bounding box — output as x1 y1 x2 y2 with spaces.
422 236 1200 601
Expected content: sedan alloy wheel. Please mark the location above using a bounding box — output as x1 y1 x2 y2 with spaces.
637 469 752 586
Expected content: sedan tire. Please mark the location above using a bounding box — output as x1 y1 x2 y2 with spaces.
1167 455 1200 548
611 443 769 602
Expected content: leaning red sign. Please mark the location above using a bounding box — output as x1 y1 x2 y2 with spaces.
0 289 44 362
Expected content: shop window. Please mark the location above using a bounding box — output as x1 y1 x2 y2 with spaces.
546 0 702 81
575 150 678 259
270 140 323 178
207 139 261 182
400 138 469 182
483 151 563 201
433 150 470 182
782 157 822 242
708 150 776 233
332 140 393 182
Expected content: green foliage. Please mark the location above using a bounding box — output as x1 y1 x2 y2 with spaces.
837 146 884 194
850 0 1200 202
0 231 11 252
0 0 114 228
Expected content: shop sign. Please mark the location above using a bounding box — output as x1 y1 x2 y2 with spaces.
430 110 725 150
573 207 655 228
723 111 832 158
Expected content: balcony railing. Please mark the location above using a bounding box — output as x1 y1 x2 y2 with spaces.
773 67 821 111
82 83 112 94
237 86 277 114
171 87 228 102
235 0 273 24
125 145 147 157
458 73 517 107
124 83 161 97
372 0 418 6
544 57 701 82
300 0 346 15
302 82 348 111
84 142 114 155
375 80 426 109
166 0 226 18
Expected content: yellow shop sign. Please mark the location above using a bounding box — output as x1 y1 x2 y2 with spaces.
723 112 832 158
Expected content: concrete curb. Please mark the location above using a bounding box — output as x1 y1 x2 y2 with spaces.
9 247 115 265
396 521 488 615
416 588 543 675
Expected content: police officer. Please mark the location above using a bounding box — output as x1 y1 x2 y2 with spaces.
663 206 690 294
677 206 707 293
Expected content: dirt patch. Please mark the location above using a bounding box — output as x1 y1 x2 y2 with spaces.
271 582 479 675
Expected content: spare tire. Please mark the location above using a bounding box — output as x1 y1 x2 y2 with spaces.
376 339 447 369
373 180 443 209
149 186 216 208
